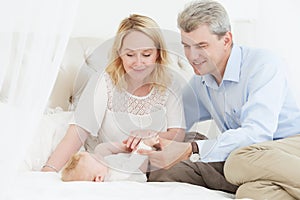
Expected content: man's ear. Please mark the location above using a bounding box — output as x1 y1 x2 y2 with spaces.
223 31 232 48
94 175 104 182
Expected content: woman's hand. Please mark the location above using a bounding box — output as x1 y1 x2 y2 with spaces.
138 137 192 169
123 129 158 151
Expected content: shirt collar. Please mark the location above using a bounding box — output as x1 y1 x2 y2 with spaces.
223 44 241 83
202 44 241 88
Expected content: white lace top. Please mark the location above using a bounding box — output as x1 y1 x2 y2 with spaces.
73 71 185 146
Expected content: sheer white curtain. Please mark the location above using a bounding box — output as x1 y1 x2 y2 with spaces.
0 0 79 198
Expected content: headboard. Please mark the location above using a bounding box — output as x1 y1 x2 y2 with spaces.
46 36 194 111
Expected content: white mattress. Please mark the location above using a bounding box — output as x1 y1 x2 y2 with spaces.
6 172 234 200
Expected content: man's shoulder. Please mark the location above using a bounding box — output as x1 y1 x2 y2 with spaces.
235 45 286 84
239 45 281 61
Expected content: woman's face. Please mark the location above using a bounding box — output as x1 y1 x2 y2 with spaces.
119 31 158 84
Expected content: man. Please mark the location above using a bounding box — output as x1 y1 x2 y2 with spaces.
139 0 300 199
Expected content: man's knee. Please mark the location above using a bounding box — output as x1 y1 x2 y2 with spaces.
236 181 295 200
224 145 258 185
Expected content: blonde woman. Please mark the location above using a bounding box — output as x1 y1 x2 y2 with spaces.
42 14 185 173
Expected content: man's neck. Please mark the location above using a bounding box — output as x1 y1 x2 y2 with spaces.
212 47 232 85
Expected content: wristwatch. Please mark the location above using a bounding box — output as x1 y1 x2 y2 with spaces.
189 141 200 162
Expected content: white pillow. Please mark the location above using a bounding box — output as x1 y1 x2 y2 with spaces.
20 110 73 172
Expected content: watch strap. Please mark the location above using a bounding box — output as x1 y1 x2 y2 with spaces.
191 141 199 154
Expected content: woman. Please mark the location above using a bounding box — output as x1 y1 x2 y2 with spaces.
42 14 185 172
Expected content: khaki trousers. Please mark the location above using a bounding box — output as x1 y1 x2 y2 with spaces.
224 134 300 200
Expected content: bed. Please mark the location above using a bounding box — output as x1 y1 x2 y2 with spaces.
7 36 235 200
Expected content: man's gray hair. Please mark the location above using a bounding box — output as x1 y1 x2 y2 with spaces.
177 0 231 37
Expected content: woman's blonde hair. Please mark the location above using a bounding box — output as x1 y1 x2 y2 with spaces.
105 14 171 90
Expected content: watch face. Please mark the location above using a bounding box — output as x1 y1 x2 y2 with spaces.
190 153 200 162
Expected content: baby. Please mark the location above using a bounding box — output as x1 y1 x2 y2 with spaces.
61 141 154 182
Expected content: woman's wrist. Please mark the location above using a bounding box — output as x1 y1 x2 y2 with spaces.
42 164 59 172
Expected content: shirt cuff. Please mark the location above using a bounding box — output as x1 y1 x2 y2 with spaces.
195 139 220 162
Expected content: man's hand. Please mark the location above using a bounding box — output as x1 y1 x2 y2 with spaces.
138 137 192 169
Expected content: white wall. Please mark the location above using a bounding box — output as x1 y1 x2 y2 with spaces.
71 0 184 38
71 0 259 38
71 0 300 105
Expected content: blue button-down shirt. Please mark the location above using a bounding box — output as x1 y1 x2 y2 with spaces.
183 45 300 162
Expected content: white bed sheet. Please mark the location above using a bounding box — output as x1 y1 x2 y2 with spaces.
6 172 235 200
3 112 235 200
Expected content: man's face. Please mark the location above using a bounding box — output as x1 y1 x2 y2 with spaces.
181 24 230 78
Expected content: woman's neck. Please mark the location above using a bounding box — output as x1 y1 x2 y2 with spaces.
126 77 152 96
